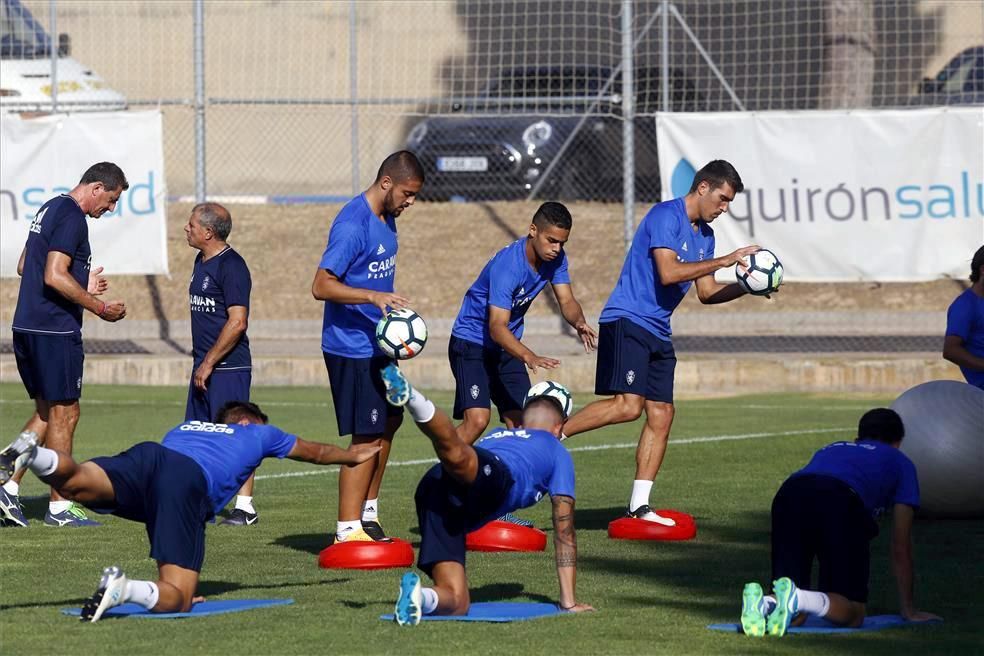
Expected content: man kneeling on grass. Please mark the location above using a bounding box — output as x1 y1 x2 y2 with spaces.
0 401 379 622
739 408 940 637
379 364 594 625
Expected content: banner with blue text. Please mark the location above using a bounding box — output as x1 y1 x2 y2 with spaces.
657 108 983 282
0 110 168 277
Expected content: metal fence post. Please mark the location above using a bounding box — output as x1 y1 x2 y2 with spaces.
349 1 360 196
661 0 670 113
49 0 57 112
621 0 635 252
194 0 206 202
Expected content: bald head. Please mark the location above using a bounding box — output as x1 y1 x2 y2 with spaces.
521 397 565 437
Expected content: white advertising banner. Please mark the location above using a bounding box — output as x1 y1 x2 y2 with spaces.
0 110 168 277
656 108 983 281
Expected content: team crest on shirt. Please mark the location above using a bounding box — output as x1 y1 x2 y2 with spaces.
483 464 492 476
370 408 379 425
202 276 210 291
698 248 705 261
76 377 82 389
470 384 480 399
626 369 636 385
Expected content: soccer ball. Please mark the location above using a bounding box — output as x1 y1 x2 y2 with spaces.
375 308 428 359
525 380 574 419
736 249 783 296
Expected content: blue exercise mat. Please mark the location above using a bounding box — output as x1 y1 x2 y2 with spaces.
62 598 294 619
708 614 942 634
380 601 567 623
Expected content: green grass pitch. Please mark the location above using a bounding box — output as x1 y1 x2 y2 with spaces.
1 384 981 654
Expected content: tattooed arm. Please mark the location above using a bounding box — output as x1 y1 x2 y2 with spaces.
551 494 594 612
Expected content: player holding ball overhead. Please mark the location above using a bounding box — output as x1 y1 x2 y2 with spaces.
562 160 779 528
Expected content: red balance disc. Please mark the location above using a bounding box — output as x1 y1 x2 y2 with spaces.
318 537 414 570
608 509 697 541
466 520 548 552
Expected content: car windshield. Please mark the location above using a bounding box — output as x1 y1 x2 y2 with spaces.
0 0 52 59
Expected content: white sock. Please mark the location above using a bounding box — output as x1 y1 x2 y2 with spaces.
28 446 59 477
421 587 439 615
362 498 379 522
406 388 436 423
124 580 160 610
761 595 777 615
629 480 653 512
235 495 255 514
49 500 72 514
795 589 830 617
336 519 362 539
2 480 19 496
560 432 570 442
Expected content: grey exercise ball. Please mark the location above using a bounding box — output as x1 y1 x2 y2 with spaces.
890 380 984 518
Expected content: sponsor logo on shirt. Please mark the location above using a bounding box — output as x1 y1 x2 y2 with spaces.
681 241 688 252
179 420 235 434
189 294 217 313
29 207 48 234
368 254 396 280
376 243 386 255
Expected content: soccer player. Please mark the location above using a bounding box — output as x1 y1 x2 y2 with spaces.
561 160 764 526
1 162 128 528
0 401 380 622
449 201 596 445
311 151 424 543
184 202 258 525
379 364 593 625
738 408 940 637
943 245 984 389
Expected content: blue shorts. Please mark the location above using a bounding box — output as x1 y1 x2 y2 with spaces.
89 442 213 572
448 336 530 420
414 447 515 578
12 330 84 401
323 352 403 437
595 318 676 403
184 368 252 422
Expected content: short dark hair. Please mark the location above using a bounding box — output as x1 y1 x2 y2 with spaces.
689 159 743 194
216 401 269 425
532 201 572 230
79 162 129 192
856 408 904 444
375 150 425 185
193 202 232 241
523 395 565 421
971 245 984 284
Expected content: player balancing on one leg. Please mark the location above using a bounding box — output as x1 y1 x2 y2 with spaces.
448 201 596 526
561 160 772 527
739 408 940 637
0 402 379 622
378 364 594 624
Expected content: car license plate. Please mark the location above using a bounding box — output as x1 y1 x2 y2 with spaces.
437 156 488 172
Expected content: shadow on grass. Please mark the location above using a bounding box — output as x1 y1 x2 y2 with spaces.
271 532 331 555
0 597 90 612
471 582 554 604
197 578 351 597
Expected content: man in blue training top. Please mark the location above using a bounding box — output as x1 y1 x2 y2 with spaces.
0 401 380 622
449 201 596 445
379 364 594 625
943 245 984 389
312 151 424 544
2 162 129 529
738 408 940 637
183 202 258 526
562 160 766 526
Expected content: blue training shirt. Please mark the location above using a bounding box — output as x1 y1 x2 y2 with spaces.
791 440 920 519
161 421 297 514
476 427 576 515
189 246 252 369
319 194 398 358
600 197 715 341
945 288 984 389
452 238 570 349
12 195 91 335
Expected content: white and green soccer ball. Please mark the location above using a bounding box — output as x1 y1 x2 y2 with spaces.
525 380 574 419
736 248 784 296
375 308 428 360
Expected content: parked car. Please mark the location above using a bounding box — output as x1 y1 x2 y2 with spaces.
908 45 984 106
405 66 701 202
0 0 126 112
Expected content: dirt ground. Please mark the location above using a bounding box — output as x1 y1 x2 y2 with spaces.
0 201 964 329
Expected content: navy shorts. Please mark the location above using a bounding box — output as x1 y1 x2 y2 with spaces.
771 474 878 603
414 447 515 578
89 442 213 572
595 318 676 403
448 336 531 420
12 331 84 401
323 352 403 437
184 368 252 422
